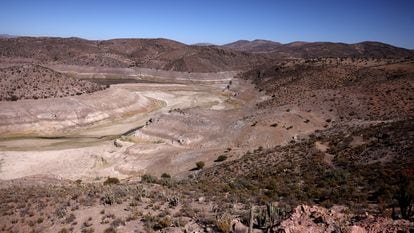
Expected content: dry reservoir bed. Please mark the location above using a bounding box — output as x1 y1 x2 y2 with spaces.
0 74 249 180
0 72 326 181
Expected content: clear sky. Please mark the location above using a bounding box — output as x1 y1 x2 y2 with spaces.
1 0 413 48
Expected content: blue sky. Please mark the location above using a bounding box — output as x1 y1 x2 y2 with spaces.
0 0 413 48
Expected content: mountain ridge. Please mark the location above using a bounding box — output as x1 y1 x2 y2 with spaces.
1 36 413 73
222 39 414 56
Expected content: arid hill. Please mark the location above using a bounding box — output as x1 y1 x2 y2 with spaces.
0 37 267 72
0 65 106 101
239 57 414 121
196 118 414 217
271 41 414 58
1 37 413 73
223 39 414 58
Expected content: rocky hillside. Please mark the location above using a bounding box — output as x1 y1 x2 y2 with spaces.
239 57 414 122
0 119 412 232
223 39 414 58
272 41 414 58
0 65 106 101
0 37 268 72
1 37 412 73
196 119 414 203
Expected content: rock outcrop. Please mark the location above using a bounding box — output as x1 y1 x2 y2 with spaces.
277 205 413 233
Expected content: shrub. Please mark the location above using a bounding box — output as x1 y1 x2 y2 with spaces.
141 174 158 183
394 175 414 220
36 217 44 224
10 95 18 101
100 193 116 205
104 227 116 233
103 177 120 185
110 218 125 228
158 217 172 229
142 214 171 231
65 213 76 224
160 177 176 188
161 173 171 179
215 213 232 233
167 196 179 207
59 228 69 233
196 161 205 170
81 228 94 233
55 207 66 218
215 155 228 162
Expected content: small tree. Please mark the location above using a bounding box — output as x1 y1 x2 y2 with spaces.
195 161 205 170
394 175 413 220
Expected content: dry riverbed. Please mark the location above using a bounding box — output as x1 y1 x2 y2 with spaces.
0 71 325 181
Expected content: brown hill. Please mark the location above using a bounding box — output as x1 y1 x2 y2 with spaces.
0 37 267 72
273 41 414 58
195 118 414 215
1 37 412 72
0 64 106 101
239 58 414 122
223 40 414 58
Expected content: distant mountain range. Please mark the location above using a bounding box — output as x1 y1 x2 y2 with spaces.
0 36 413 72
222 39 282 53
0 34 17 38
192 42 216 46
0 37 267 72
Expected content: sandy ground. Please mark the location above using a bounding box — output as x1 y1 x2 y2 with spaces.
0 69 327 181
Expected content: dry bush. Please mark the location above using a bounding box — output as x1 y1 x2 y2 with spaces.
215 213 232 233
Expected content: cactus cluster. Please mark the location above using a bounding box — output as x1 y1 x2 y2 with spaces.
251 202 288 232
167 195 179 207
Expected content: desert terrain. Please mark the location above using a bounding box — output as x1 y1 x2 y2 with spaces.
0 37 413 232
